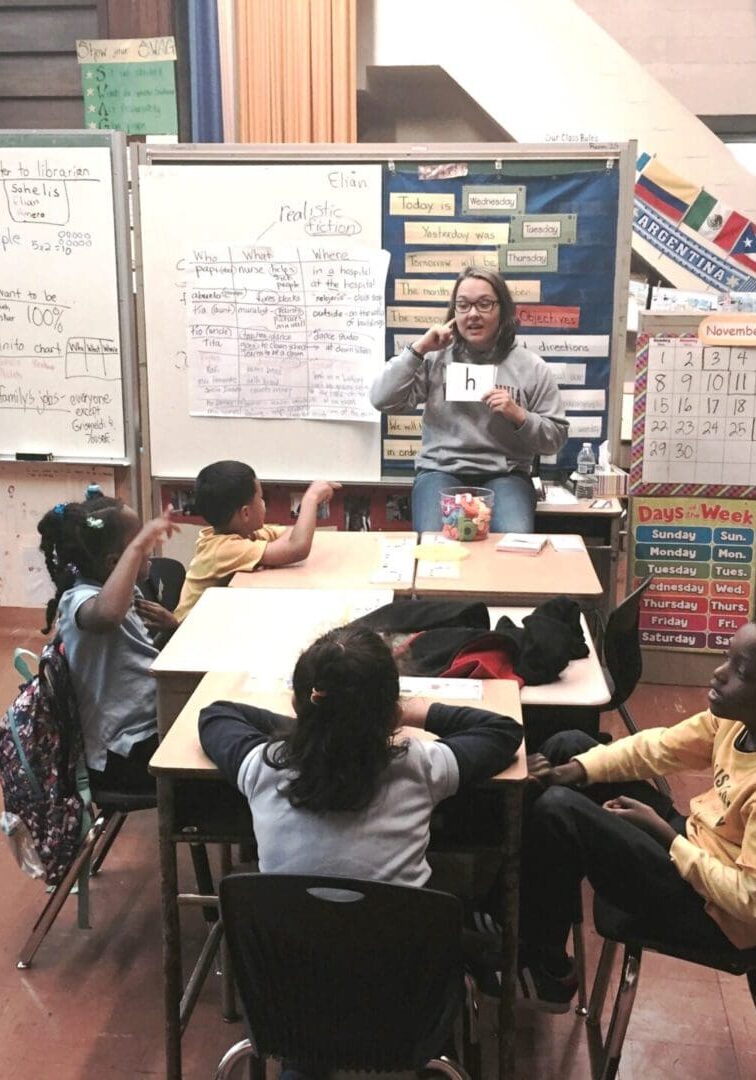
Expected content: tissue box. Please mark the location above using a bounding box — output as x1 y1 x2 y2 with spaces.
594 465 627 497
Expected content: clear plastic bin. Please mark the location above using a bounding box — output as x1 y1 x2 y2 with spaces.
439 487 494 541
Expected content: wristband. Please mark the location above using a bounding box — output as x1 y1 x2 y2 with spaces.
408 343 424 361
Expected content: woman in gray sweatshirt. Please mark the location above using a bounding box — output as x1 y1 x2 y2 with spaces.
370 267 568 532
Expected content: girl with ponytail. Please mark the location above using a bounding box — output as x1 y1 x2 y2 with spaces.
199 623 521 885
37 487 178 791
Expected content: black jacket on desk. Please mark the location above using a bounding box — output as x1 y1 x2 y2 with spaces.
351 596 588 685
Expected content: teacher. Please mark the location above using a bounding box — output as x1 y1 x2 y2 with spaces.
370 267 569 533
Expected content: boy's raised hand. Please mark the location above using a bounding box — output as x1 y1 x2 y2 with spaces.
303 480 341 505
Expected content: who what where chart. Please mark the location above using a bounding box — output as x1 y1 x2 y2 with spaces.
185 242 389 422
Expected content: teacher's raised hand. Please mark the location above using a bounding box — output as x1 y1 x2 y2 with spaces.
411 318 456 357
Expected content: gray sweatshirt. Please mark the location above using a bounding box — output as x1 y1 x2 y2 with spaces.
370 343 569 475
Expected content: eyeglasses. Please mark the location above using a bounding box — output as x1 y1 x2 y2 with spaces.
454 297 499 314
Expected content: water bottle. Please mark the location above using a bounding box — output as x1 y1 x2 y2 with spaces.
575 442 597 500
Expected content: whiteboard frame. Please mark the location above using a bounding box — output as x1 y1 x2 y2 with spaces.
0 130 137 475
132 141 634 508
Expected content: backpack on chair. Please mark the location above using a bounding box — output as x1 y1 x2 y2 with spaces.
0 637 90 886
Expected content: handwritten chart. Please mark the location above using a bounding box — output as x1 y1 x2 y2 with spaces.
77 37 178 136
138 161 383 479
186 243 389 421
0 145 125 458
633 334 756 493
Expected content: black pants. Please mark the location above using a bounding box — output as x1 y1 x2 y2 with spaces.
518 730 733 957
87 733 158 795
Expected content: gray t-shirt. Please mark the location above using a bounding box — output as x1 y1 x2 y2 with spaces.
236 737 460 886
57 581 159 771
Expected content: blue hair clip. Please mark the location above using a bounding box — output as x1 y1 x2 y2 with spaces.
85 483 103 500
53 503 66 517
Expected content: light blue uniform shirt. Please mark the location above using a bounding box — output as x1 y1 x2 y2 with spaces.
57 580 158 771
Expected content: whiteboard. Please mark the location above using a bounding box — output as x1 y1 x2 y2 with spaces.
136 162 384 480
0 136 129 460
0 462 115 607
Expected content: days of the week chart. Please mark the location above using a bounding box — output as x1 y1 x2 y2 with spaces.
643 338 756 485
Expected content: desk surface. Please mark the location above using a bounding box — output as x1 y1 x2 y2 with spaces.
151 586 393 678
536 494 623 517
150 670 526 783
230 530 417 592
414 532 602 601
489 606 610 707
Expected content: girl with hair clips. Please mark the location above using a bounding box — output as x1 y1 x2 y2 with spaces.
370 267 568 533
37 486 178 792
199 623 522 884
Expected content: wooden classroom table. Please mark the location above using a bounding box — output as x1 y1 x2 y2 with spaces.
488 606 610 708
150 672 526 1080
150 585 394 737
414 532 603 606
229 529 417 593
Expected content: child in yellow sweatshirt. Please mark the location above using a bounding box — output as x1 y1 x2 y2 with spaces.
175 460 338 622
517 621 756 1011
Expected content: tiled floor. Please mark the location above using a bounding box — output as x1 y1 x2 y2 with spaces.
0 613 754 1079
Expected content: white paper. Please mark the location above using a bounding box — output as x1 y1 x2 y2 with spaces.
0 147 126 458
544 484 578 504
561 389 606 412
369 538 416 584
416 560 462 579
546 362 587 386
187 242 389 421
516 334 609 358
445 362 497 401
548 535 585 551
495 533 547 553
567 415 603 438
400 677 483 700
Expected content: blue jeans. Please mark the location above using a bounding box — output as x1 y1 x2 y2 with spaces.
412 469 537 533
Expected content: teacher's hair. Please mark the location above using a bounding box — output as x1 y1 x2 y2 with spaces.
264 624 405 813
445 267 518 355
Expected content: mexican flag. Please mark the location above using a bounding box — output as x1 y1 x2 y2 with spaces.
683 190 747 251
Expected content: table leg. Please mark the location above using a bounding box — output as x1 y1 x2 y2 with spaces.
220 843 239 1022
158 774 184 1080
498 782 524 1080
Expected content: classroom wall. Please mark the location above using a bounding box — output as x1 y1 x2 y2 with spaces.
360 67 511 143
575 0 756 118
362 0 756 288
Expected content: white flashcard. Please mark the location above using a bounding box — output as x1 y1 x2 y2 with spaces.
567 415 603 437
560 389 606 411
445 362 497 401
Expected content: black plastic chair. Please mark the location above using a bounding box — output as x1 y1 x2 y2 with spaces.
585 894 756 1080
596 574 671 797
16 786 155 968
214 872 479 1080
143 556 186 612
17 781 217 968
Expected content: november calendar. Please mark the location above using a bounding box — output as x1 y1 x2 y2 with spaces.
631 330 756 497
